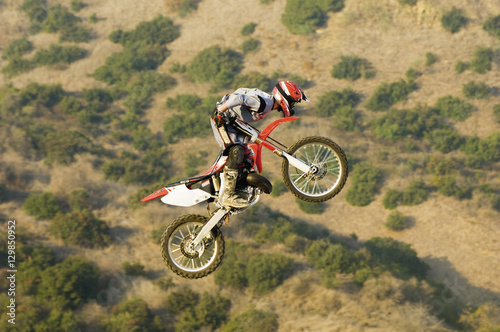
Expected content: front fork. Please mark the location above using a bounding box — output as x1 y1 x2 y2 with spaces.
190 208 229 248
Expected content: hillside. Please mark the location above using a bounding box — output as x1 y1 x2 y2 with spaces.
1 0 499 331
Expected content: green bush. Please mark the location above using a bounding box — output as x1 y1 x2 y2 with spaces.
166 94 201 112
434 95 473 122
21 0 48 25
432 174 469 199
94 44 169 86
241 38 260 53
441 6 467 33
232 72 273 91
364 237 428 280
398 0 417 5
39 130 104 165
68 189 91 211
102 298 164 332
333 105 361 132
187 45 243 89
222 308 279 332
246 254 294 295
425 52 438 66
461 133 500 168
24 192 61 220
384 189 403 210
70 0 86 12
60 24 92 43
365 79 417 111
177 0 201 17
281 0 326 35
455 60 470 73
470 46 493 74
241 22 257 36
316 88 361 117
121 261 146 276
2 38 33 60
109 15 179 47
426 127 463 153
50 209 110 248
295 198 325 214
184 151 208 177
462 81 491 99
345 162 381 206
165 288 200 314
331 55 374 81
385 210 409 231
89 13 98 23
405 68 421 81
370 104 443 141
32 44 87 66
42 4 80 32
163 112 211 143
19 82 64 107
270 180 287 197
483 14 500 39
37 256 100 309
494 104 500 123
402 180 428 205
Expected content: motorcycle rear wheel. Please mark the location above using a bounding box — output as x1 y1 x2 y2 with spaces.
282 136 348 202
160 214 224 279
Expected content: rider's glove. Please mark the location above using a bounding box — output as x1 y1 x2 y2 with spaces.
212 107 225 127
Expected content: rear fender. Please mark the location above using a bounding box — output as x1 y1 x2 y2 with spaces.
141 185 212 206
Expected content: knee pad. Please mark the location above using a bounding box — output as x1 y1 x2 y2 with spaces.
226 145 244 169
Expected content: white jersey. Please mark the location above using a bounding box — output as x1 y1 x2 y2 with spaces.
220 88 275 123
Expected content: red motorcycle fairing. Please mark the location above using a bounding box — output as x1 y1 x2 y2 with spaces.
247 116 298 173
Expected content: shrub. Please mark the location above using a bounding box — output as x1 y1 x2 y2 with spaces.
402 180 428 205
32 44 87 66
121 261 145 276
232 72 273 91
24 192 61 220
94 44 169 86
270 180 288 197
385 210 408 231
241 22 257 36
109 15 179 47
494 104 500 123
333 105 361 132
461 133 500 168
187 46 243 89
68 189 90 211
194 292 231 330
241 38 260 53
60 96 82 114
42 4 80 33
184 151 208 177
345 162 381 206
19 82 64 107
2 38 33 60
365 79 417 111
426 127 463 153
70 0 86 12
331 55 374 81
370 104 443 141
222 308 279 332
89 13 98 23
165 288 200 314
40 130 103 165
470 46 493 74
425 52 438 66
296 198 325 214
434 95 473 122
462 81 491 99
21 0 49 25
398 0 417 5
102 298 164 332
60 24 92 43
364 237 428 279
405 68 421 81
281 0 326 35
483 14 500 39
432 174 469 198
316 87 361 117
383 189 402 210
177 0 201 17
50 209 110 248
246 254 294 295
455 60 469 73
316 0 345 12
441 6 467 33
37 256 100 309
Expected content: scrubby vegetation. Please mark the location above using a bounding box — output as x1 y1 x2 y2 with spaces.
345 162 381 206
331 55 374 81
365 79 417 111
281 0 345 35
441 6 468 33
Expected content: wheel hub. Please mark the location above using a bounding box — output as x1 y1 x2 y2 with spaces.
180 236 204 259
309 165 327 180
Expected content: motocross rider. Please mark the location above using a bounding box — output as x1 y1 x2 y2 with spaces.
211 81 309 208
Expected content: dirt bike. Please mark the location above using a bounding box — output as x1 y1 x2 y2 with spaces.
141 116 348 279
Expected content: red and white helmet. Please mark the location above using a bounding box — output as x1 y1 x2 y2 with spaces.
272 81 310 117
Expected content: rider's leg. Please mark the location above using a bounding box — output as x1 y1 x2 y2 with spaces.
220 144 249 208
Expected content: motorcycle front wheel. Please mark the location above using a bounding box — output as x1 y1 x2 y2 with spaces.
160 214 224 279
282 136 348 202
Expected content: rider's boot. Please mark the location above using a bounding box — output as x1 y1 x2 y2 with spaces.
220 167 250 209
